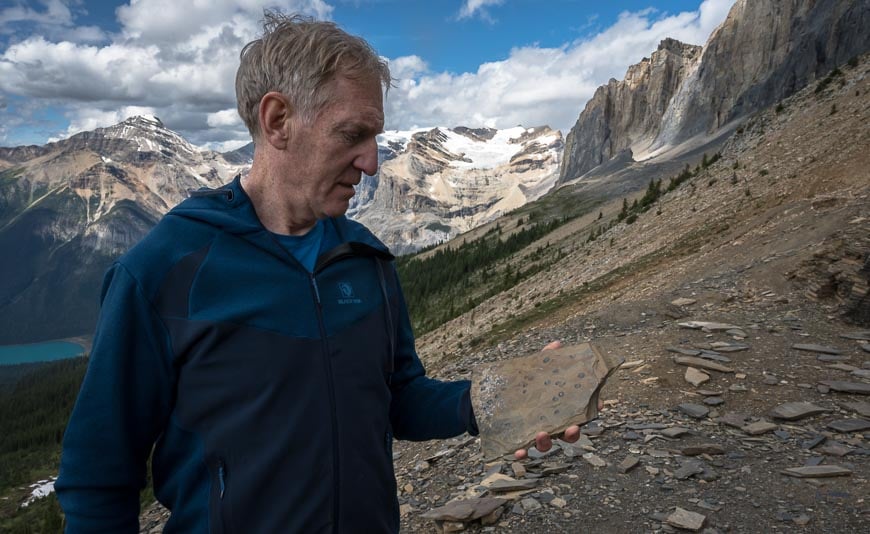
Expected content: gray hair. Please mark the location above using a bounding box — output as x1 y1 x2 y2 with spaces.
235 12 392 140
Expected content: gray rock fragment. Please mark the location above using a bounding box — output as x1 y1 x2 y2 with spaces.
742 421 778 435
681 443 725 456
792 344 843 355
678 321 741 331
487 478 540 492
819 381 870 395
781 465 852 478
841 401 870 417
769 402 830 421
840 331 870 341
817 354 851 362
662 427 692 438
421 497 508 522
674 356 734 373
619 455 640 473
669 347 702 356
667 507 706 531
679 403 710 419
826 418 870 433
685 367 710 387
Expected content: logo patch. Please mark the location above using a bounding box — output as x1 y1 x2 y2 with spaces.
337 282 362 304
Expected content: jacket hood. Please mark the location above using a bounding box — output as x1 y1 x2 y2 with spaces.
169 174 392 255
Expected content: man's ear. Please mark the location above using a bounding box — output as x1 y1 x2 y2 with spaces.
258 92 292 149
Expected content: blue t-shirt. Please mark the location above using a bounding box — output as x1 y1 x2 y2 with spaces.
272 220 324 273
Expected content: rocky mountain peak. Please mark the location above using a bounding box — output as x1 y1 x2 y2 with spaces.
560 0 870 183
349 125 563 253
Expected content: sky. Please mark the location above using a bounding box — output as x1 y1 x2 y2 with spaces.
0 0 736 151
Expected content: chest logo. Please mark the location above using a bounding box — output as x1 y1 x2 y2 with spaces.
337 282 362 304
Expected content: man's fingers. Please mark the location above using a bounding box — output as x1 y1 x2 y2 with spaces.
535 431 552 452
542 341 562 351
561 425 581 443
514 448 527 461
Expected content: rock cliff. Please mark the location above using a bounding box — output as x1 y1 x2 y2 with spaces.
560 0 870 182
560 39 701 181
349 126 562 254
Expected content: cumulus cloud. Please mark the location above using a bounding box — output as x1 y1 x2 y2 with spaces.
207 108 243 128
46 105 157 142
0 0 736 149
457 0 504 21
386 0 735 133
0 0 333 149
0 0 74 27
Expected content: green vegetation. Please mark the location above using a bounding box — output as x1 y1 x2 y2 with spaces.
0 358 88 531
398 215 574 334
815 67 843 94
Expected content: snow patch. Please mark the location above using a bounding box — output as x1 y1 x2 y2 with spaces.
22 477 56 507
441 126 528 170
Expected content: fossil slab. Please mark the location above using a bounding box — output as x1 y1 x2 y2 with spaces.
471 343 621 461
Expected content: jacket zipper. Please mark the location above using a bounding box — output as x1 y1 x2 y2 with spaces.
218 460 226 500
309 272 341 533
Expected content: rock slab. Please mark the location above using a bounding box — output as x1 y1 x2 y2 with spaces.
781 466 852 478
685 367 710 387
819 381 870 395
769 402 829 421
792 344 843 355
421 498 508 522
674 356 734 373
667 507 706 531
827 418 870 433
471 343 622 460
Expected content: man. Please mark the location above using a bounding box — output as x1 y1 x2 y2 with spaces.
56 13 581 533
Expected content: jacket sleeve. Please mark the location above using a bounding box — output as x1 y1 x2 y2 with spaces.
388 268 478 441
56 263 175 533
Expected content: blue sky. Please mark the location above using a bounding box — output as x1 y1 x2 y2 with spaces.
0 0 735 150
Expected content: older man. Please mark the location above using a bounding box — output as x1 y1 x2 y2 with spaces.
56 13 579 533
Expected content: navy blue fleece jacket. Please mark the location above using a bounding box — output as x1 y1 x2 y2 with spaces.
56 176 477 533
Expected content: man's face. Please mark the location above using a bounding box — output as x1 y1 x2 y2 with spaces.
284 74 384 221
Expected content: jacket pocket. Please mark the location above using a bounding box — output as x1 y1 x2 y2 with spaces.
208 456 231 534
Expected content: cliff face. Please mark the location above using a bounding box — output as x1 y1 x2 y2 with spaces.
560 0 870 182
0 116 245 344
349 126 563 254
560 39 702 181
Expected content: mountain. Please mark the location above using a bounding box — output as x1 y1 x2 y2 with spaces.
560 0 870 182
0 118 560 343
349 126 563 254
0 115 245 344
560 39 702 181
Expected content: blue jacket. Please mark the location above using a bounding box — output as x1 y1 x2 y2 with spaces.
56 176 476 533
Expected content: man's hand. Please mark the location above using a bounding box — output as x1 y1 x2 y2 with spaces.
513 341 603 461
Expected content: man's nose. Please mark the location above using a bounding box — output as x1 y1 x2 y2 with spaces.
355 137 379 176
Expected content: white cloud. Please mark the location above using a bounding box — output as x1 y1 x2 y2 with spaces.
1 0 736 148
457 0 504 21
387 55 428 80
0 0 74 27
207 108 243 128
0 0 333 147
47 105 157 142
386 0 735 133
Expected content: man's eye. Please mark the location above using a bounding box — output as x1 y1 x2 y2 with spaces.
343 132 361 143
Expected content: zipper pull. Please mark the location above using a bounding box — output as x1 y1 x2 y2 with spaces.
311 274 321 304
218 461 226 499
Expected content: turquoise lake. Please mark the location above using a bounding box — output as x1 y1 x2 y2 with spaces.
0 341 86 366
